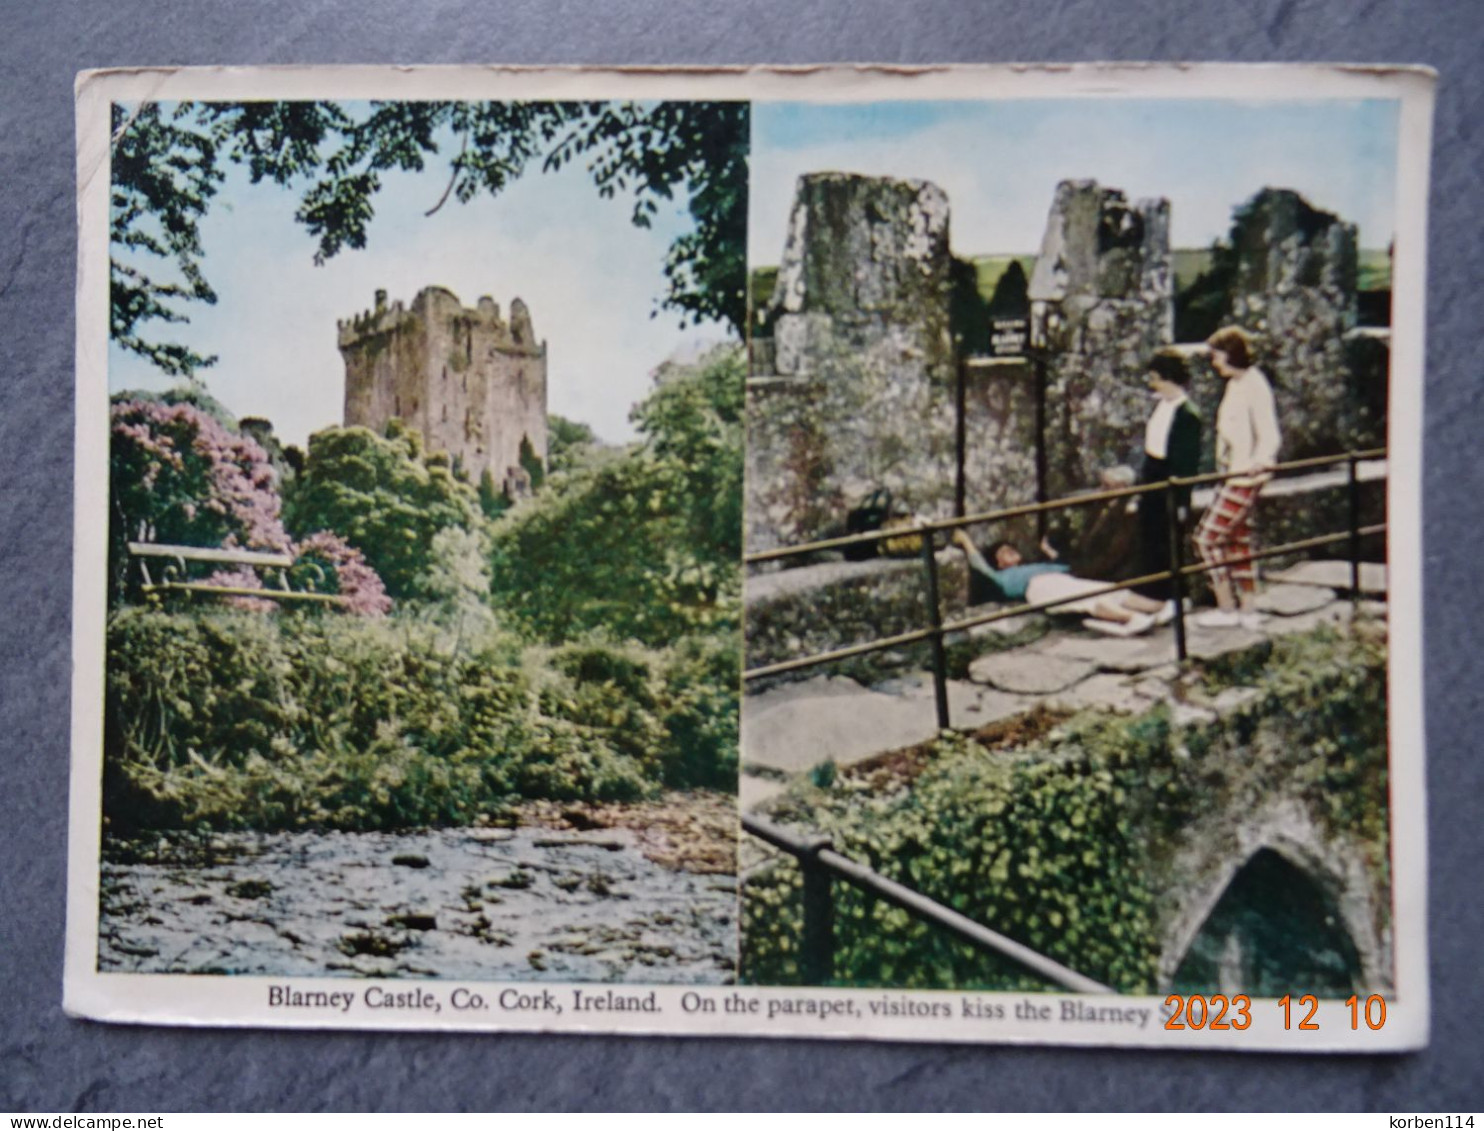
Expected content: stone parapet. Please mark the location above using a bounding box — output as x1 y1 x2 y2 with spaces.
745 551 969 676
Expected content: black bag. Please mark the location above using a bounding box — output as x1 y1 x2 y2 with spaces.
843 488 893 561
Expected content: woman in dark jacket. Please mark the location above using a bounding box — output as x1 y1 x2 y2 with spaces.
1132 349 1202 604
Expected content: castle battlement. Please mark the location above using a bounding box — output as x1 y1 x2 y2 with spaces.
339 286 548 493
337 287 545 358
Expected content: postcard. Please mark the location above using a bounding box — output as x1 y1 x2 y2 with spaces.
69 63 1434 1049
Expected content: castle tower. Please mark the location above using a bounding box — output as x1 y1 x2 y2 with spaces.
337 286 548 493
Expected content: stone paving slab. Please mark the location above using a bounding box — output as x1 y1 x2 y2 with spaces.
1207 686 1264 715
968 651 1095 694
965 612 1040 639
1041 633 1181 673
740 773 787 812
1045 673 1152 715
1256 582 1337 616
1270 559 1387 595
742 676 942 773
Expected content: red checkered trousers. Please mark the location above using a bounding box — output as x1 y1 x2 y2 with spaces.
1194 481 1261 595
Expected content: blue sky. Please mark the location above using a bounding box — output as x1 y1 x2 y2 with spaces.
109 105 731 448
750 99 1400 264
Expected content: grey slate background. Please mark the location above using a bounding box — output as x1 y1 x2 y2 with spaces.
2 0 1480 1112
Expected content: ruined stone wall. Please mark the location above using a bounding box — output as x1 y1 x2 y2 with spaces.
1029 180 1175 501
745 552 970 675
961 357 1038 518
746 174 956 553
1223 189 1360 460
1174 328 1388 475
339 287 547 490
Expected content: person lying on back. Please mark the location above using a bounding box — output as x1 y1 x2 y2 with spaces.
960 534 1069 600
952 530 1169 636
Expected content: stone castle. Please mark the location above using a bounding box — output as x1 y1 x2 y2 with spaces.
338 286 548 493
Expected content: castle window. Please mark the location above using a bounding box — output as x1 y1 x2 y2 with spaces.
442 405 448 423
394 395 401 415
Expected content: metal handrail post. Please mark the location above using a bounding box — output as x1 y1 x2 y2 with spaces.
799 834 835 985
1348 451 1362 602
920 530 951 730
1034 351 1050 540
1167 478 1189 663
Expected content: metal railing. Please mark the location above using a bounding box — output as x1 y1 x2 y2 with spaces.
744 449 1387 731
743 812 1113 992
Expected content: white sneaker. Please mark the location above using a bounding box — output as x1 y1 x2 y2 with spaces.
1239 611 1266 631
1153 600 1178 627
1193 608 1242 629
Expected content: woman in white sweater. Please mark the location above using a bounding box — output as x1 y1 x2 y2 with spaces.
1193 326 1282 629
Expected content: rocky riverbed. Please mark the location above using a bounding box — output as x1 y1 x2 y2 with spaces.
98 791 737 983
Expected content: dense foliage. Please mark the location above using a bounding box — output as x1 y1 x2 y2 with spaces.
742 627 1389 992
110 100 748 376
104 607 736 832
487 346 743 647
282 421 484 601
104 345 744 829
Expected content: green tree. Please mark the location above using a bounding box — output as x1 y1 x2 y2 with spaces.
630 344 744 562
283 421 484 601
110 100 748 375
488 346 743 646
987 258 1029 317
546 413 598 473
110 101 352 377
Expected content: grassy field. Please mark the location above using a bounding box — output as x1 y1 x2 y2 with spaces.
749 249 1390 316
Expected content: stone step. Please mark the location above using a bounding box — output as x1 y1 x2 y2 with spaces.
1269 559 1386 594
741 673 1029 774
739 772 787 812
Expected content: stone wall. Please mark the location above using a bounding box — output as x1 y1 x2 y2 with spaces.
1172 328 1388 474
746 174 956 553
745 552 970 675
961 357 1039 519
1223 189 1361 460
339 286 547 492
1029 180 1174 500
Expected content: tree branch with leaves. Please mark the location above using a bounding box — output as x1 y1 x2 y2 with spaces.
108 98 749 378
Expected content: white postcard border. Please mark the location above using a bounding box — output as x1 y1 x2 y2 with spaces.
68 62 1435 1051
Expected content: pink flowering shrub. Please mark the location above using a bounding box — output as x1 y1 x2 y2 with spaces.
291 531 393 616
111 398 290 552
110 397 391 615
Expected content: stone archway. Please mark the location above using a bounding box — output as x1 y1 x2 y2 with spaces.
1168 847 1363 997
1156 800 1391 995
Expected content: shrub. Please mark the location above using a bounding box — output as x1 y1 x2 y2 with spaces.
487 345 743 647
104 608 738 833
283 422 484 601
